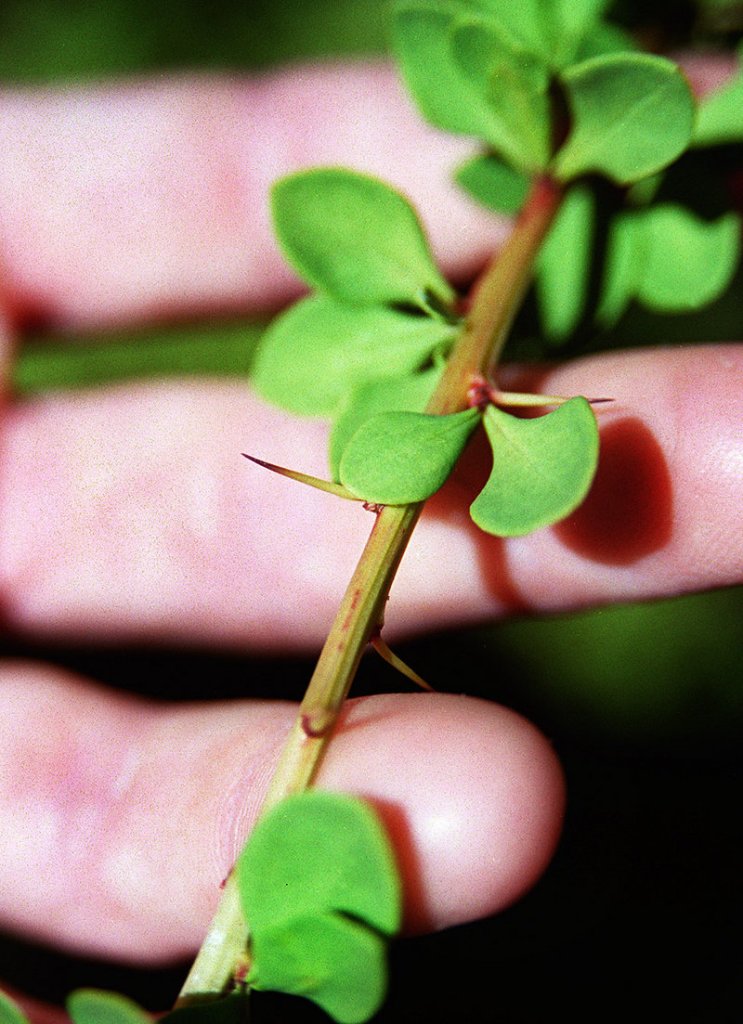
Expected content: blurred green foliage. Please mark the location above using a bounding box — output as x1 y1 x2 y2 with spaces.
0 0 387 82
493 587 743 743
14 321 263 394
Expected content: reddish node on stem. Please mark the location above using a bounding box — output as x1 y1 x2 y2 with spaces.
301 711 333 738
467 375 495 411
233 955 251 986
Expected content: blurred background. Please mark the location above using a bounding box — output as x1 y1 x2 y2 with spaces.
1 1 741 1020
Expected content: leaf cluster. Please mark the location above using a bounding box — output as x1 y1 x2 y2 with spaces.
236 791 401 1023
392 0 695 183
253 165 600 534
417 6 743 343
250 1 743 534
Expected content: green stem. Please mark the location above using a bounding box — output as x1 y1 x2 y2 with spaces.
429 175 563 414
174 173 562 1008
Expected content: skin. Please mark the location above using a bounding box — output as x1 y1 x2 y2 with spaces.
0 60 741 1021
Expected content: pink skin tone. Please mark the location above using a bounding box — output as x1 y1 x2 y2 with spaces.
0 59 741 1021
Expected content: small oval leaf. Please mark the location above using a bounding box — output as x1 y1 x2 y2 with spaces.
248 913 387 1024
574 20 636 61
67 990 152 1024
455 153 530 215
693 42 743 147
634 206 741 312
237 791 400 938
0 992 29 1024
339 408 481 504
596 211 639 326
470 398 599 536
554 53 695 185
492 0 610 63
391 2 500 140
470 0 614 67
252 294 455 417
469 0 547 57
330 366 443 478
547 0 613 63
451 18 551 172
536 184 595 341
272 169 453 309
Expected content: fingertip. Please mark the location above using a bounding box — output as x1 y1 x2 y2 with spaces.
317 693 565 933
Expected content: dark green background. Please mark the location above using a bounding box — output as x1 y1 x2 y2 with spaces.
1 2 741 1021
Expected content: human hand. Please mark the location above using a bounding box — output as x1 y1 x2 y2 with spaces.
0 59 741 1022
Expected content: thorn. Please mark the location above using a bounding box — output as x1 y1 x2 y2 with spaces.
491 390 615 409
370 633 434 691
242 454 361 501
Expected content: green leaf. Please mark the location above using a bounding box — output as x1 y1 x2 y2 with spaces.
237 791 400 937
451 18 551 171
598 204 742 323
535 185 595 341
67 990 152 1024
237 792 400 1024
249 914 387 1024
553 53 695 185
693 43 743 146
455 153 530 215
465 0 547 59
14 320 262 396
633 205 741 312
339 407 481 504
626 170 664 208
330 366 443 478
471 0 611 66
573 20 636 61
470 398 599 536
596 211 639 326
391 2 501 140
543 0 612 65
272 169 453 309
251 294 455 416
0 992 29 1024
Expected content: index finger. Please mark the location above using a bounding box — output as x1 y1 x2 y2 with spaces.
1 55 736 334
0 65 506 332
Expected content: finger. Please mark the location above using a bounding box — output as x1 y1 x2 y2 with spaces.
0 662 564 963
0 66 506 332
0 345 740 648
0 55 735 332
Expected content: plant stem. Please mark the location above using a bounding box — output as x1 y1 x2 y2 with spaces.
429 175 563 414
175 173 562 1008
